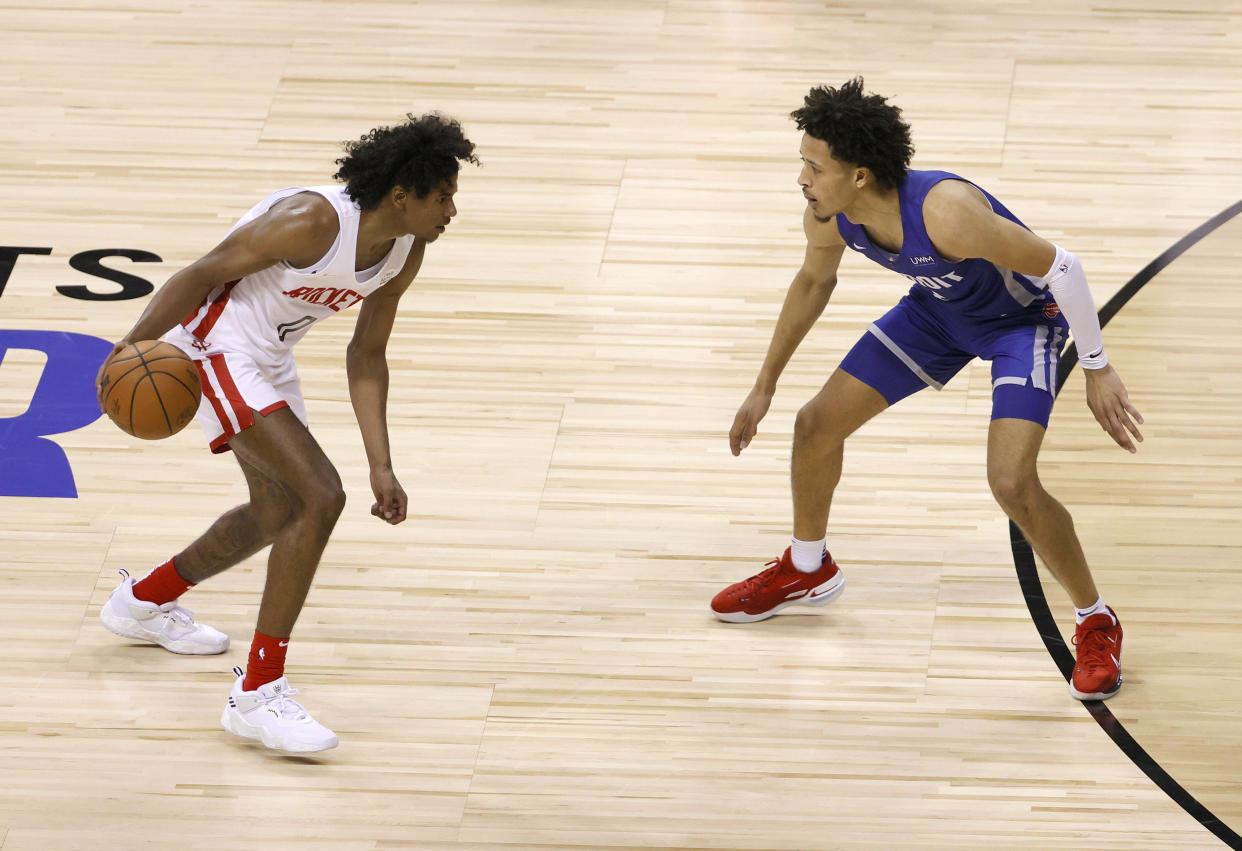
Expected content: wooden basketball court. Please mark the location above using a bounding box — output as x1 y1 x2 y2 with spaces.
2 1 1240 848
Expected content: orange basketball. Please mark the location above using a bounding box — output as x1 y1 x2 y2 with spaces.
100 340 202 439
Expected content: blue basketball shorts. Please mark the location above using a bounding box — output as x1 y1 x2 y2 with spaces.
838 292 1070 427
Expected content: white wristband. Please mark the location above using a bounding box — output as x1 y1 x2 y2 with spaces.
1044 244 1108 370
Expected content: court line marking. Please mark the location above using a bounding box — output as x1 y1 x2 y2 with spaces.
1012 197 1242 850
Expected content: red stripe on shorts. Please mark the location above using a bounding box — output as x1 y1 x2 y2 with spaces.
188 279 240 339
259 401 290 417
195 359 235 441
207 354 255 432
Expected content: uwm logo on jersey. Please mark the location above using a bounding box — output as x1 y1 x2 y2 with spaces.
283 285 365 313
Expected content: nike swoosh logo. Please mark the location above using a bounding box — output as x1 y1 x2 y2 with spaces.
278 641 289 647
808 578 841 598
852 243 866 250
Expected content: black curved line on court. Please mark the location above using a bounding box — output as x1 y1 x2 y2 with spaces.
1012 197 1242 850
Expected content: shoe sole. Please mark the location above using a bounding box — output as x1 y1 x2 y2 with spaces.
1069 673 1123 701
711 574 845 624
220 707 339 753
99 604 229 656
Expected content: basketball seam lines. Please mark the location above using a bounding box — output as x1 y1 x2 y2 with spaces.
145 369 199 400
142 364 174 435
102 359 153 406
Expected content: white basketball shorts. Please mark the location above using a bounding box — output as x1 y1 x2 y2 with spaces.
164 326 308 454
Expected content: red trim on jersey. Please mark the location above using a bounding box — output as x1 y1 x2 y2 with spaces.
188 279 240 339
181 292 211 330
195 360 236 447
208 354 255 432
209 433 234 454
259 401 290 417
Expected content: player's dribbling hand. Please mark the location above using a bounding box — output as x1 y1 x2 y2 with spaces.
730 388 774 456
369 466 408 524
95 340 130 409
1084 364 1144 453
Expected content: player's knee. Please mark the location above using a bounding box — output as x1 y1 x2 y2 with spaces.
794 401 845 447
988 470 1036 516
298 476 346 524
318 482 348 521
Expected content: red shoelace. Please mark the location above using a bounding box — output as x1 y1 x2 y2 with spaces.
1072 626 1117 671
734 558 783 596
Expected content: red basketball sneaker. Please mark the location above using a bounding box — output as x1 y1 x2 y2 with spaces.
1069 607 1123 700
711 547 845 623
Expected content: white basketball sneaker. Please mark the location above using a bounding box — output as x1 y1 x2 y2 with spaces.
221 667 339 753
99 569 229 655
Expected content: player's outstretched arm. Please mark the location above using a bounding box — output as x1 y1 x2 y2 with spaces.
347 241 425 524
731 209 845 456
923 180 1144 452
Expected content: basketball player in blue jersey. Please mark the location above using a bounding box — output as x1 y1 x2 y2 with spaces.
710 78 1142 702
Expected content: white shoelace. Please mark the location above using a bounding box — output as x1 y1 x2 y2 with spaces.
164 605 196 625
263 688 309 722
157 605 198 636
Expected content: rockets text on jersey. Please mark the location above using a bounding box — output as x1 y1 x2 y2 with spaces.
282 284 366 313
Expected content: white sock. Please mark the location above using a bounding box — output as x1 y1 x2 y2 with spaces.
790 536 828 573
1075 596 1112 625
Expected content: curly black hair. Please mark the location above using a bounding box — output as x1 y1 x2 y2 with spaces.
790 77 913 191
333 112 479 209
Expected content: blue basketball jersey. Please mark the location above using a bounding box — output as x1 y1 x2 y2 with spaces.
834 169 1049 319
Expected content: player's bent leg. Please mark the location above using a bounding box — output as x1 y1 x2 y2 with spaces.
987 416 1122 700
100 436 296 657
712 303 966 626
218 407 342 750
711 369 886 624
225 407 344 638
172 456 294 584
986 418 1098 604
791 367 891 540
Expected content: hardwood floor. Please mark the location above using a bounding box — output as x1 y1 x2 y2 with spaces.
1 1 1240 848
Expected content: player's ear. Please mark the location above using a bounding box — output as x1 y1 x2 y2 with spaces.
389 185 407 209
854 168 869 189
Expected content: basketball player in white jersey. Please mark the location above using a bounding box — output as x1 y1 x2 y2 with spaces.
95 113 478 752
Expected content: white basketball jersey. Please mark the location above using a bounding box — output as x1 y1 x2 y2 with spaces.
178 185 414 366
